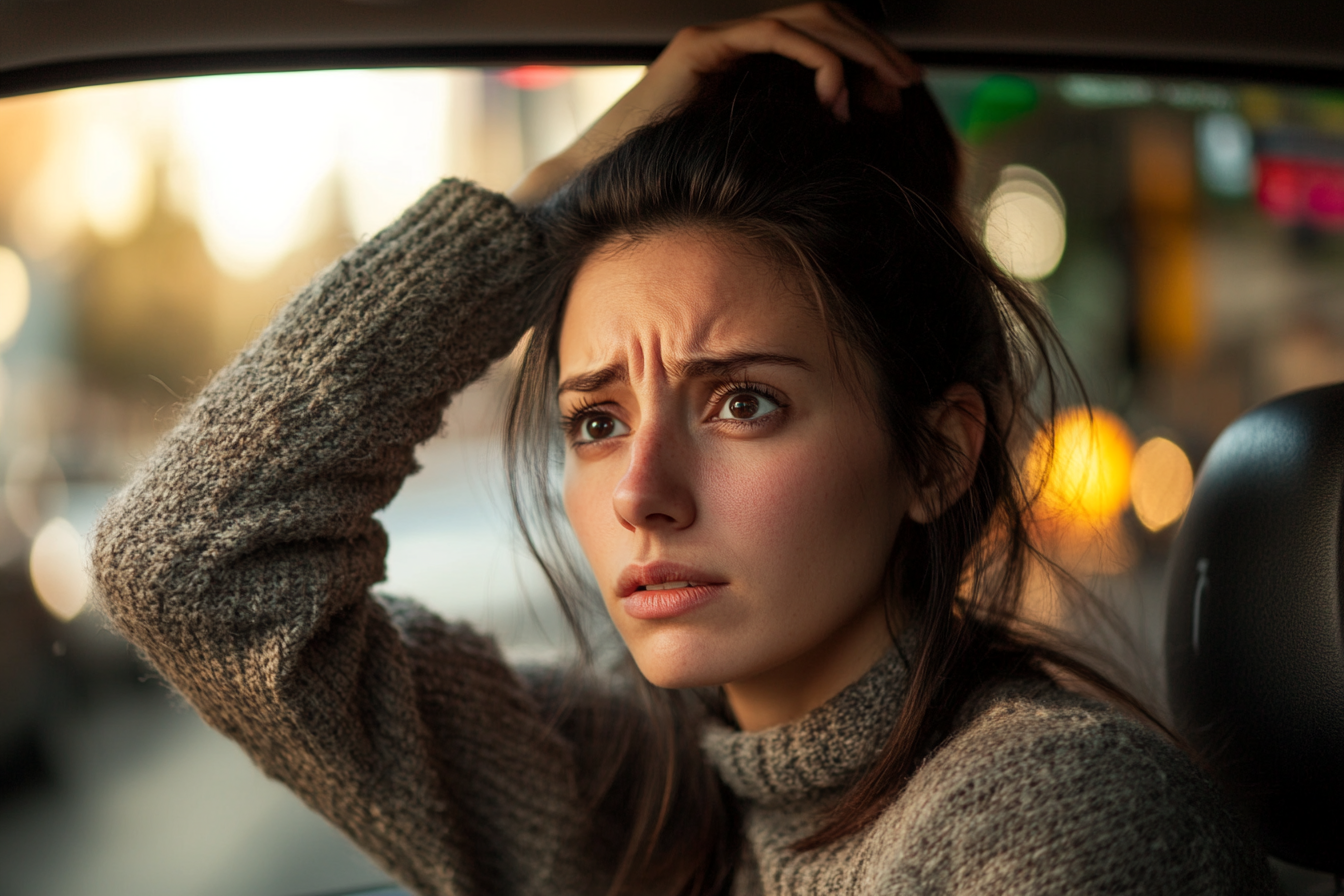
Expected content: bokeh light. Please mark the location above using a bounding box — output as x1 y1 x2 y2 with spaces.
174 71 349 278
0 245 31 345
30 516 89 622
1058 75 1154 108
1196 112 1253 198
1130 436 1195 531
496 65 573 91
77 118 153 243
1029 406 1136 523
338 70 460 238
983 165 1067 281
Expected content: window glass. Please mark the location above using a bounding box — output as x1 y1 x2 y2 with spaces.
0 66 1340 894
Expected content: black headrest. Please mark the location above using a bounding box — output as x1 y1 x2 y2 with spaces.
1166 384 1344 873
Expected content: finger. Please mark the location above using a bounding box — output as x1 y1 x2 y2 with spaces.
683 18 850 108
762 3 914 88
819 3 924 84
769 4 917 113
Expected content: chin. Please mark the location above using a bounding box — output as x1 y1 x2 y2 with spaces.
625 631 754 690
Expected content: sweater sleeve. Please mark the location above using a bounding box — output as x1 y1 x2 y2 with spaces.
878 686 1276 896
91 180 603 896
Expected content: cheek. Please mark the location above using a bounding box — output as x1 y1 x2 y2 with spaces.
705 434 905 571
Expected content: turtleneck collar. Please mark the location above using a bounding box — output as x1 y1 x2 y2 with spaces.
700 632 916 807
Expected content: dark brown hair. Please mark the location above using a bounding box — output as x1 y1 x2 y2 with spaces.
506 55 1171 895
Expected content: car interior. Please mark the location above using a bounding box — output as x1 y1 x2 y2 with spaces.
2 1 1342 894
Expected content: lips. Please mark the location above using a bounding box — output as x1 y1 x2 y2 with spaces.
616 562 726 598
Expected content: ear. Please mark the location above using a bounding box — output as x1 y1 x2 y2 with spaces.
908 383 988 524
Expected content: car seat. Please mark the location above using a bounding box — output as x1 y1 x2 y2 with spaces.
1166 383 1344 878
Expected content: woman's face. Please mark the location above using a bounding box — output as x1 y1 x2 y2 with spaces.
557 229 911 707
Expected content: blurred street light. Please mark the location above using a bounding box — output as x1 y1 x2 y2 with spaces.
1029 406 1136 524
30 516 89 622
0 245 31 345
1130 436 1195 531
983 165 1067 281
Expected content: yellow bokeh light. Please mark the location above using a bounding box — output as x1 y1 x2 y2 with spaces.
1130 436 1194 531
0 245 32 345
1029 407 1136 523
30 516 89 622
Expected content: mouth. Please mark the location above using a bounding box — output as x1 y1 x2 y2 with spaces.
635 580 707 592
616 562 726 599
619 580 726 621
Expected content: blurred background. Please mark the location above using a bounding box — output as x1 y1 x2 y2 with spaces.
0 65 1340 894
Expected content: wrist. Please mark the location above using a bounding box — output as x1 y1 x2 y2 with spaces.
508 156 580 209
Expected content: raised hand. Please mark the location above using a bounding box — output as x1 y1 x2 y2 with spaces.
508 2 921 207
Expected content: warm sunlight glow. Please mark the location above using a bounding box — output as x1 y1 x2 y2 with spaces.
983 165 1067 281
0 246 31 345
339 70 467 237
77 119 152 243
569 66 647 126
174 71 349 278
1029 407 1135 523
1130 436 1195 531
13 115 84 259
30 516 89 622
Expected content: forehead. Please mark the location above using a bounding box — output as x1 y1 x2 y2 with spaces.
557 230 821 376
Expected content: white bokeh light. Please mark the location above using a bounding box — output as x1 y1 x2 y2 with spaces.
340 70 461 238
1196 111 1253 198
173 71 350 278
30 516 90 622
0 246 31 346
983 165 1067 282
77 118 153 243
569 66 646 128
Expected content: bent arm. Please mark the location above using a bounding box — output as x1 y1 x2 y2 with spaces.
92 180 597 896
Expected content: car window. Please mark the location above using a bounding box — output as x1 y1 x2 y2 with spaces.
0 66 1340 895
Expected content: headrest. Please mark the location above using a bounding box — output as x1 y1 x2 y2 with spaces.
1166 384 1344 873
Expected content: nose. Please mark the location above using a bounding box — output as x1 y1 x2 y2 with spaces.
611 423 697 533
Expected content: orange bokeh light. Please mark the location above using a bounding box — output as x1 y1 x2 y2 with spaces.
1028 406 1136 524
1130 436 1195 531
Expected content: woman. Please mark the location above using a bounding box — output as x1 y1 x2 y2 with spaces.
92 5 1273 894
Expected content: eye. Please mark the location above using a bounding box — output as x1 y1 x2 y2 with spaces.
716 390 780 421
573 412 630 443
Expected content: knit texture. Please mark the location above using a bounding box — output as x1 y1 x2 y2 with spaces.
93 179 1275 896
704 639 1275 895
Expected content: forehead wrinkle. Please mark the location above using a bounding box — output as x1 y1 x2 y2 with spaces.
627 330 661 385
559 306 816 396
670 351 813 381
559 228 823 397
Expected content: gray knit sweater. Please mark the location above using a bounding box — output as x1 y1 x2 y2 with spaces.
93 179 1275 896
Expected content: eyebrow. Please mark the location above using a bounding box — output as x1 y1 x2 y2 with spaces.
557 352 811 396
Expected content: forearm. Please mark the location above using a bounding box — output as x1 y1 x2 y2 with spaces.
93 179 540 665
89 180 590 894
